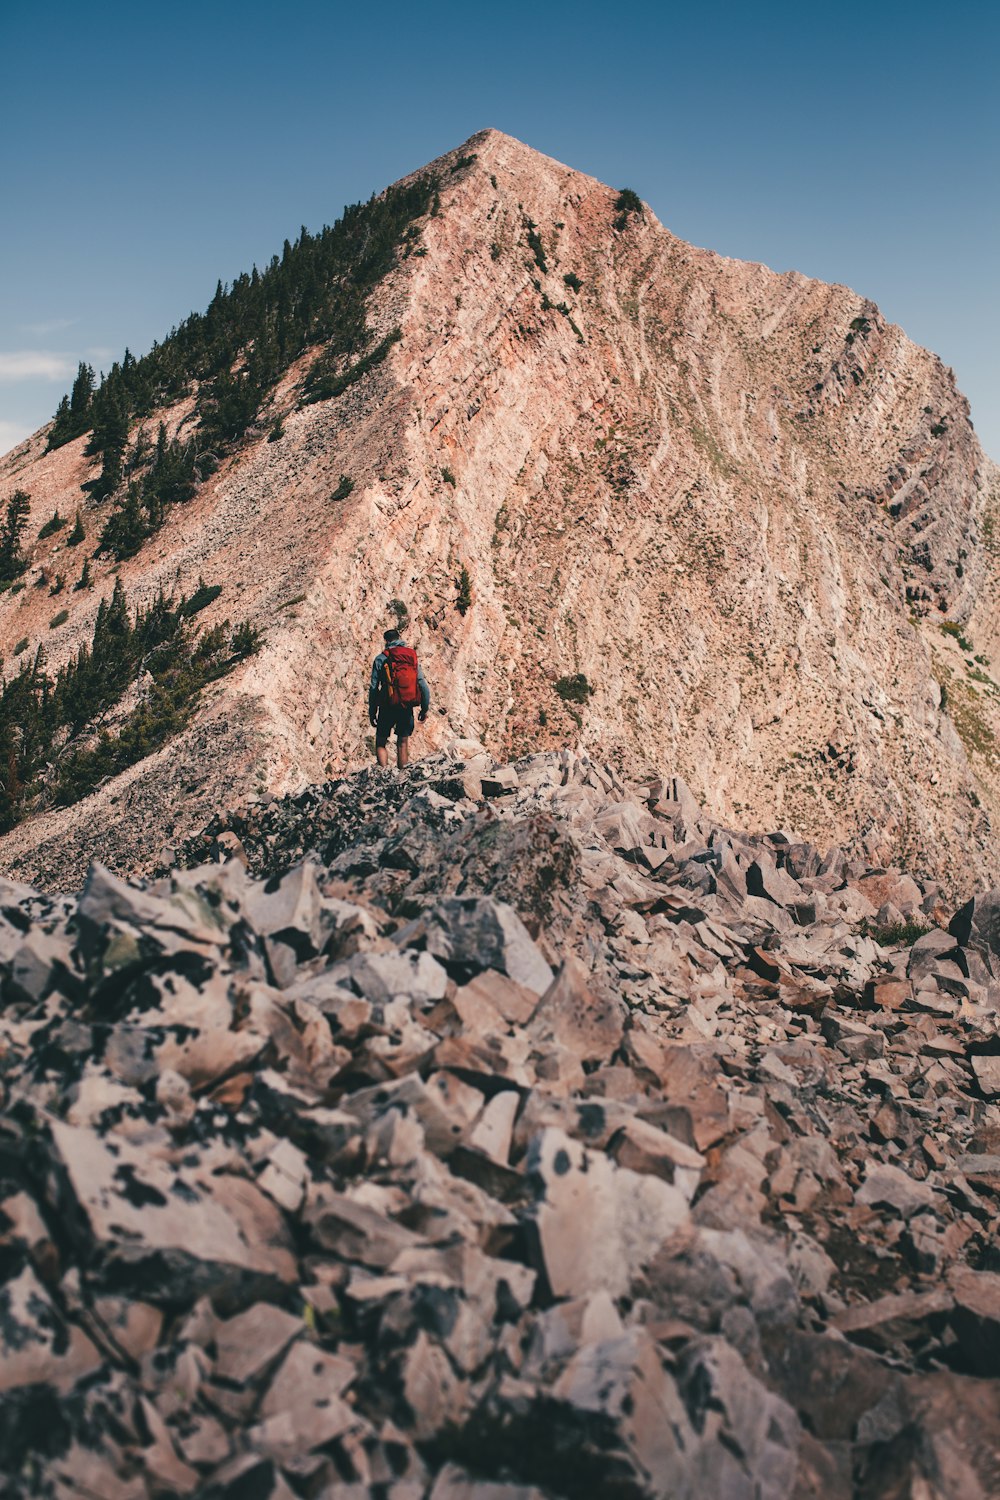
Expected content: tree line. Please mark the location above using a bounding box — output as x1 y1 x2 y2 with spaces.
0 578 259 830
45 173 439 554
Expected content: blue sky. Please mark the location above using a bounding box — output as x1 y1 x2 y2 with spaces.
2 0 997 457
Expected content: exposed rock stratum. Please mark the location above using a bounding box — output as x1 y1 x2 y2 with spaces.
1 128 999 890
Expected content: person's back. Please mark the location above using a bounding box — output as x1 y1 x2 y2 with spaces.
368 626 430 768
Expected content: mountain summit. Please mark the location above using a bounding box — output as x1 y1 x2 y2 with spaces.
1 128 998 891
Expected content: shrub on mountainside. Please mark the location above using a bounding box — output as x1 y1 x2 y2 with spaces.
525 222 547 274
179 579 223 617
940 621 973 653
613 188 643 231
860 919 933 947
555 672 593 704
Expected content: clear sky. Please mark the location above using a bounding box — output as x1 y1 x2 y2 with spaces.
2 0 997 458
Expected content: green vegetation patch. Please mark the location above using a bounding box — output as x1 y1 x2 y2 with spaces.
0 580 260 831
613 188 643 231
301 329 402 407
456 566 472 616
179 580 223 617
524 221 547 274
555 673 593 704
940 620 973 653
860 919 933 948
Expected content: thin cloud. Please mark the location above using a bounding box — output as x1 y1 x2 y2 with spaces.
20 317 78 338
0 420 33 456
0 351 75 383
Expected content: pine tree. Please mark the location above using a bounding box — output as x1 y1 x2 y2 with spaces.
82 394 129 502
0 490 31 581
97 485 148 560
46 362 95 450
69 362 95 425
67 511 86 546
74 559 92 591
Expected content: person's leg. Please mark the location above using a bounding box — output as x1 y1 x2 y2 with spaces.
395 707 415 769
375 704 391 765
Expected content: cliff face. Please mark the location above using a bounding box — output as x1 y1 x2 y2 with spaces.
1 128 999 891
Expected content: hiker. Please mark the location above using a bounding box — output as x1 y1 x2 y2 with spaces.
369 626 430 768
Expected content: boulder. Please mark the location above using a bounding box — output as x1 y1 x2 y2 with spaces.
421 897 553 994
526 1126 689 1298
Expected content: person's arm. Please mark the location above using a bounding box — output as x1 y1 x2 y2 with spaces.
368 655 384 722
417 662 430 718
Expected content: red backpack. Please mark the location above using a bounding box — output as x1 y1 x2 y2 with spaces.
383 644 421 708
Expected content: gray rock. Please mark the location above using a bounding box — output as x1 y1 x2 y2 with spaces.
552 1328 700 1496
0 1265 102 1393
422 897 553 994
336 948 449 1007
680 1336 800 1499
970 1055 1000 1098
48 1119 297 1294
856 1162 939 1218
949 888 1000 975
212 1303 303 1385
527 1126 689 1298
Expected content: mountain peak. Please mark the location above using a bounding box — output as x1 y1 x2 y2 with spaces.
0 131 997 895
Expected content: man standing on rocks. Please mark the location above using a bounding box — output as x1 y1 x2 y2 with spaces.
369 626 430 768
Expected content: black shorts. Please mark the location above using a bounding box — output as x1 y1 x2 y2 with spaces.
375 703 415 746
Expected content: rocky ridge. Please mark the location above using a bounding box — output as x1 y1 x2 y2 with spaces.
3 749 1000 1496
1 130 999 894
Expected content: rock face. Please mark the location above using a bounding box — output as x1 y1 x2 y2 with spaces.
4 748 1000 1497
1 130 1000 894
